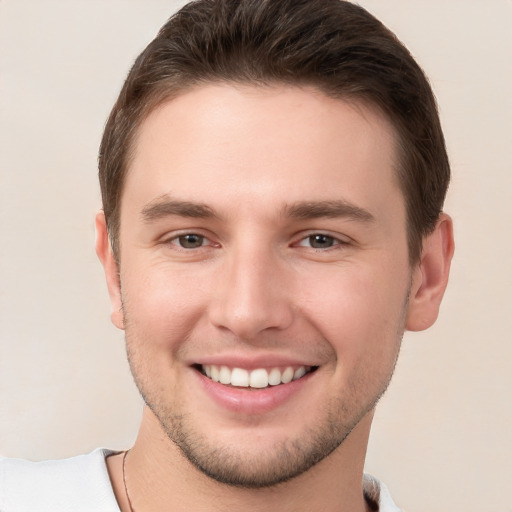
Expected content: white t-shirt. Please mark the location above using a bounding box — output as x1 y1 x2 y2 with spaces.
0 448 402 511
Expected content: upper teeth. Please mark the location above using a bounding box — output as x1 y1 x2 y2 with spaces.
202 365 310 388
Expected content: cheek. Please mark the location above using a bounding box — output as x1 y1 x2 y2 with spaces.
120 262 210 350
300 263 410 363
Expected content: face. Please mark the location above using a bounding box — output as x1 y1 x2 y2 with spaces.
106 84 415 487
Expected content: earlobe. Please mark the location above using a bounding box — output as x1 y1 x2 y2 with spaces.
95 211 125 330
406 213 455 332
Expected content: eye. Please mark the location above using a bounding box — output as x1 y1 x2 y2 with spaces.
297 233 343 249
171 233 207 249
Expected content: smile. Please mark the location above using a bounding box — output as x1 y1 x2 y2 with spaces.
200 364 316 389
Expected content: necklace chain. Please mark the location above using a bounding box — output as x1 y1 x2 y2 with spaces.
122 450 135 512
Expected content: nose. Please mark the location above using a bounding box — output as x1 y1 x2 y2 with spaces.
208 242 294 340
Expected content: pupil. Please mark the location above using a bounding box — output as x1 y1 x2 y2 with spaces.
310 234 333 248
179 234 203 248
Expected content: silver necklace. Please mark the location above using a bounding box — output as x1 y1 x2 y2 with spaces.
122 450 135 512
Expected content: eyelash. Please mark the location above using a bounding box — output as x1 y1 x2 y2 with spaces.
168 233 213 249
295 233 348 250
166 232 348 251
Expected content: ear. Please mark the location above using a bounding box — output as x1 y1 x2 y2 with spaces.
95 211 125 330
406 213 454 331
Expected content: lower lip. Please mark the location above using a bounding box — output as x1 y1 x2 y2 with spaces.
194 369 315 415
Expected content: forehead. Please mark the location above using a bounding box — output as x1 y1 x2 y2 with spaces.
123 84 402 221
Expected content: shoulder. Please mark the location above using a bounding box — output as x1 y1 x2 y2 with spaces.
363 473 404 512
0 448 120 512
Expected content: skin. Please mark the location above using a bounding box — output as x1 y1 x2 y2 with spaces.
97 84 454 511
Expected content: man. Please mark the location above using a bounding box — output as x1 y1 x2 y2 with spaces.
0 0 454 510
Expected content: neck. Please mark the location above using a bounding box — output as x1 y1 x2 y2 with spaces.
110 406 374 512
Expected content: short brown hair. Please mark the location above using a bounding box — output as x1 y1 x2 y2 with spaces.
99 0 450 263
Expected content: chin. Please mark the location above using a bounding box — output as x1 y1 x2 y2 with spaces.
143 391 374 489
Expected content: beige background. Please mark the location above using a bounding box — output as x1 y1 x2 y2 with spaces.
1 1 511 511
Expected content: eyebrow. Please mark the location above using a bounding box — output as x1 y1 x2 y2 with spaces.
141 196 218 222
283 200 375 223
140 196 375 224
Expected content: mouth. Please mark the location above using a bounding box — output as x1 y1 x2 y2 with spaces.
195 364 318 389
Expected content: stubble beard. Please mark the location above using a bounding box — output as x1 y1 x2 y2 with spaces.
125 342 402 489
122 291 408 489
147 397 365 489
